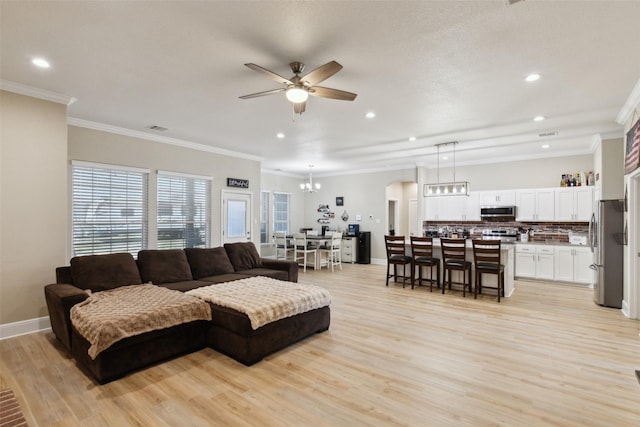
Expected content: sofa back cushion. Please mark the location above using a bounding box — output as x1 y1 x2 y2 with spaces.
224 242 263 271
184 247 235 279
137 249 193 285
70 253 142 292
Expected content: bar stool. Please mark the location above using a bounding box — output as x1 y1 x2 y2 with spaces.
410 236 440 291
384 235 413 287
472 239 505 302
440 238 472 297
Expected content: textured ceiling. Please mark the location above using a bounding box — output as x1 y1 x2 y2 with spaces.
1 1 639 177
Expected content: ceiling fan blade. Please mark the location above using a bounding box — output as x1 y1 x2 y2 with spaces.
293 101 306 115
239 88 286 99
309 86 357 101
244 63 293 85
300 61 343 86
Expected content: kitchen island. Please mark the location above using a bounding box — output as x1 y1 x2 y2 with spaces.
410 238 515 298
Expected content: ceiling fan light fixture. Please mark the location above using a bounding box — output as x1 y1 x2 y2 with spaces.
286 86 308 103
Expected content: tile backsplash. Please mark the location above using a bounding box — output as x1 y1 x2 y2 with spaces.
422 220 588 243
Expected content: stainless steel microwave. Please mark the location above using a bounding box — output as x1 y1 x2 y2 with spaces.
480 205 516 219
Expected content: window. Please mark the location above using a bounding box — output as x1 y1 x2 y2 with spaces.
273 192 290 234
157 171 211 249
72 161 148 257
260 191 269 244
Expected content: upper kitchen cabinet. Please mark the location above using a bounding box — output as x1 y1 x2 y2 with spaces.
447 193 480 221
516 188 555 221
555 187 594 221
424 193 480 221
479 190 516 206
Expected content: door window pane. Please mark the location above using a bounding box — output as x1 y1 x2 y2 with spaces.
227 199 247 238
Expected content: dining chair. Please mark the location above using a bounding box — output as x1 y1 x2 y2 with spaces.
384 235 412 287
274 231 292 260
440 238 473 297
410 236 440 291
472 239 505 302
293 233 317 272
319 232 343 271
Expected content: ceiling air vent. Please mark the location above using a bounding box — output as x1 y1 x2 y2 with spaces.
147 125 168 132
538 131 558 137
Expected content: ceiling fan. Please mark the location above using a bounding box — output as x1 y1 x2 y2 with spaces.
239 60 357 115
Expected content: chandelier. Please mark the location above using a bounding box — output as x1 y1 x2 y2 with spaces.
424 141 470 197
300 165 321 193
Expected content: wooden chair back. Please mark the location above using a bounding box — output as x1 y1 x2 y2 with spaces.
440 238 467 264
384 235 407 260
472 239 502 267
410 236 435 260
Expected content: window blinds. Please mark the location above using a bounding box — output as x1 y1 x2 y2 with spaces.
157 172 211 249
72 163 148 256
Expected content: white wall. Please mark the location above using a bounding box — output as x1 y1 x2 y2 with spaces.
299 168 417 262
423 154 594 191
1 91 68 325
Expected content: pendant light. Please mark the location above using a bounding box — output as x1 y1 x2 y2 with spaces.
424 141 470 197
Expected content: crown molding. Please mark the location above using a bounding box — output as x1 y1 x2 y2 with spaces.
68 117 263 162
0 79 77 106
617 77 640 125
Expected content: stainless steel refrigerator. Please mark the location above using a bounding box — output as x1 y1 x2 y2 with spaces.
589 199 624 308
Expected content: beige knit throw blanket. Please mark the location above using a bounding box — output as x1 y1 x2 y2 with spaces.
186 276 332 330
71 284 212 359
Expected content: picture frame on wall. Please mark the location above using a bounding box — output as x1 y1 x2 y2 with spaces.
336 196 344 206
624 117 640 174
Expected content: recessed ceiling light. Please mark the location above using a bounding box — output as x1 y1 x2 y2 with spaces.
525 73 540 82
276 133 285 139
409 136 416 141
365 112 376 119
32 58 50 68
542 144 550 149
533 115 545 122
442 156 449 160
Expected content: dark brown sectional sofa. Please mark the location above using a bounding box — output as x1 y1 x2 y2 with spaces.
44 242 330 384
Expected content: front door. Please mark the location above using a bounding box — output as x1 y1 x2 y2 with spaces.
222 190 252 245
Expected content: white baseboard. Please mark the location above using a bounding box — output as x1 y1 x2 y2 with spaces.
0 316 51 340
621 300 630 318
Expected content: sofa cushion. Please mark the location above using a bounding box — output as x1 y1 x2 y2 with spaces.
137 249 193 285
70 253 142 292
198 273 252 284
223 242 263 271
236 268 289 282
184 247 235 279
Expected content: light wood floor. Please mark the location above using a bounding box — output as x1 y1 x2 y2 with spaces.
1 263 639 426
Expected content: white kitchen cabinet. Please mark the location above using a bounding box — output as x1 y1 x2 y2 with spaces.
516 188 555 221
554 246 594 284
425 197 443 220
425 193 479 221
446 193 479 221
555 187 594 221
341 237 357 263
479 190 516 206
515 245 554 280
462 192 480 221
